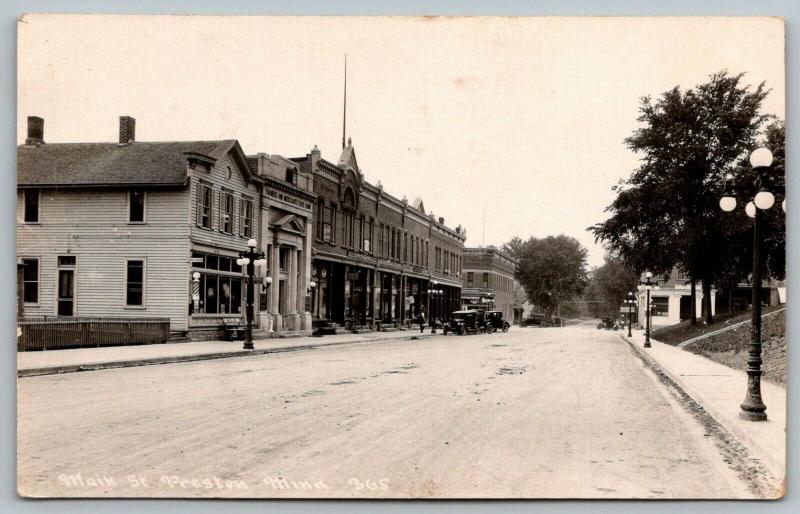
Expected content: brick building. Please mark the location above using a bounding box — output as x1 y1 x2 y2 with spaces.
461 246 518 321
293 139 466 331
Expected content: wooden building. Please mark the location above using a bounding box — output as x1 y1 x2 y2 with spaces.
17 116 263 339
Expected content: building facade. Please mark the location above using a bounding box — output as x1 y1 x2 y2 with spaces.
249 153 316 335
294 140 466 330
636 270 715 328
17 116 265 339
461 246 518 322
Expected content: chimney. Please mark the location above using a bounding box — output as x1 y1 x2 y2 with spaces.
119 116 136 144
25 116 44 145
438 216 445 224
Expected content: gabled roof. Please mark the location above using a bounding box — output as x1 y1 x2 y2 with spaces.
17 140 241 187
338 138 359 172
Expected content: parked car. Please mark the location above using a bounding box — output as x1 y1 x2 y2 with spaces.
597 316 618 330
485 310 511 332
443 310 479 335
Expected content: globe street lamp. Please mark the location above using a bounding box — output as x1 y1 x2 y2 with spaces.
719 146 781 422
237 238 266 350
640 272 657 348
427 281 444 333
625 291 637 338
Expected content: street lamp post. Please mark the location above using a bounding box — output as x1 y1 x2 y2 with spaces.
719 147 782 422
237 238 267 350
427 280 441 333
625 291 636 338
640 272 657 348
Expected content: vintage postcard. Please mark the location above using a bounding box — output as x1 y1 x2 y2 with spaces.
16 15 785 499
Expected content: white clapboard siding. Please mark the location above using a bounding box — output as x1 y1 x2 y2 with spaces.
189 152 260 252
17 188 191 331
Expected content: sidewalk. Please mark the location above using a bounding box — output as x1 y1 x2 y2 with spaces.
17 330 436 378
621 330 786 482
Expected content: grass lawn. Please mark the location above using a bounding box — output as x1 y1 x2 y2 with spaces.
651 304 785 346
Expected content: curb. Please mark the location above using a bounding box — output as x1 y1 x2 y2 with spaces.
18 333 436 378
619 333 784 482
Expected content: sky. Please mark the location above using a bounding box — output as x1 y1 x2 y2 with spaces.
17 15 785 266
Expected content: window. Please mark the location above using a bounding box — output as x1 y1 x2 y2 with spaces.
192 251 242 315
344 210 355 248
323 203 335 242
126 260 144 306
317 200 325 239
57 256 76 316
364 218 373 253
23 190 39 223
22 258 38 304
129 190 145 223
221 192 234 234
482 272 489 288
285 167 297 185
196 183 212 228
651 297 669 317
279 247 289 271
467 272 474 288
240 197 253 237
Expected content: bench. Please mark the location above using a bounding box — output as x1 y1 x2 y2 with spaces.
222 318 247 341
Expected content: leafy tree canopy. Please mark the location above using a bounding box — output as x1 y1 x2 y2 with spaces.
515 235 589 319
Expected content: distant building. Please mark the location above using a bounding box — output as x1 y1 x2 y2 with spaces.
636 270 715 327
461 246 518 322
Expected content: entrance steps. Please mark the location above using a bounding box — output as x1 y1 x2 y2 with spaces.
275 331 304 339
168 331 191 344
251 329 272 340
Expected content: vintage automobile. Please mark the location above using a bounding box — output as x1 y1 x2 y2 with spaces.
443 310 477 335
522 313 550 328
485 310 511 332
597 316 619 330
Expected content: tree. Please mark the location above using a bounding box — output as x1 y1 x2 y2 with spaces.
584 253 640 318
590 71 772 324
501 236 525 262
516 235 589 319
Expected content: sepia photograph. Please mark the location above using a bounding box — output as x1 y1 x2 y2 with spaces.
14 14 786 499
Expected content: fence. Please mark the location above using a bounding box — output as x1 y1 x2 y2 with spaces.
17 316 171 351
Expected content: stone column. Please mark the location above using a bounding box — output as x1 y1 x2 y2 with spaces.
300 219 313 334
284 246 298 331
289 247 298 314
270 242 281 331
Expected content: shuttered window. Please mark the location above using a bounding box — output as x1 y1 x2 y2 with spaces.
240 197 253 238
221 192 234 234
196 184 212 229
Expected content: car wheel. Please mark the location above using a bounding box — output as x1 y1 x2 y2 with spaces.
502 324 509 332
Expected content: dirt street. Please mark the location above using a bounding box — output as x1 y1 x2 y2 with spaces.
17 325 759 498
